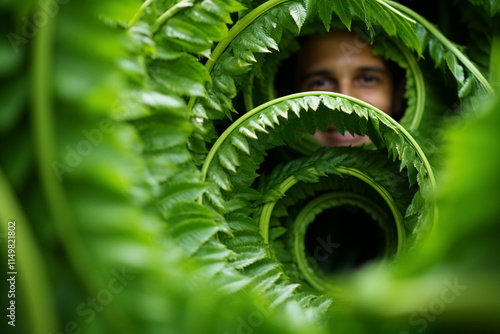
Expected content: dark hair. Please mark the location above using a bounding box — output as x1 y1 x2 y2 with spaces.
387 60 406 121
274 36 304 97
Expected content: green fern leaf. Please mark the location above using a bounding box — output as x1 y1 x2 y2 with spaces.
230 132 251 154
445 52 466 86
268 283 301 308
163 17 213 53
332 0 353 29
288 1 308 31
158 181 208 209
170 218 222 255
208 161 233 191
316 0 335 30
229 246 268 269
148 56 211 97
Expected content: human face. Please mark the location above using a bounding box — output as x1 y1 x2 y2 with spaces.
296 30 394 147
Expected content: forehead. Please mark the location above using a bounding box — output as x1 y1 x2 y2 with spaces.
297 30 388 74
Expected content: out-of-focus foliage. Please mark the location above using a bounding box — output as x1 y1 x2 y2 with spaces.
0 0 499 334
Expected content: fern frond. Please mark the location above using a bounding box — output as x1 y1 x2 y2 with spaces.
387 0 495 96
201 93 435 202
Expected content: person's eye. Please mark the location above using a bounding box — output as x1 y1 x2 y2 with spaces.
309 78 334 90
357 74 380 86
363 75 375 82
314 78 328 86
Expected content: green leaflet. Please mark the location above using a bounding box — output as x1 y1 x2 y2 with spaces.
228 245 269 269
243 259 282 287
159 179 208 208
267 283 301 307
331 0 352 29
162 17 215 53
134 116 193 150
170 217 223 255
148 56 211 97
288 1 307 30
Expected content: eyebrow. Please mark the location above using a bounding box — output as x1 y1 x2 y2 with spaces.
298 66 389 83
356 66 390 75
298 69 331 83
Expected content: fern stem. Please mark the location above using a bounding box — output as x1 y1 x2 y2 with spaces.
375 0 416 24
243 73 255 111
387 0 495 95
32 3 96 292
397 41 426 130
205 0 287 74
259 174 301 243
153 0 195 34
128 0 153 28
31 7 125 332
188 0 288 111
0 167 57 334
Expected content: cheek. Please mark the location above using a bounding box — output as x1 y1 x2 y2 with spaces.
359 87 393 115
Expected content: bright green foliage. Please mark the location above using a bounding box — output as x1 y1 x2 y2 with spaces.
1 1 499 334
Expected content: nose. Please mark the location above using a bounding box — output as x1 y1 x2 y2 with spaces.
337 80 351 97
